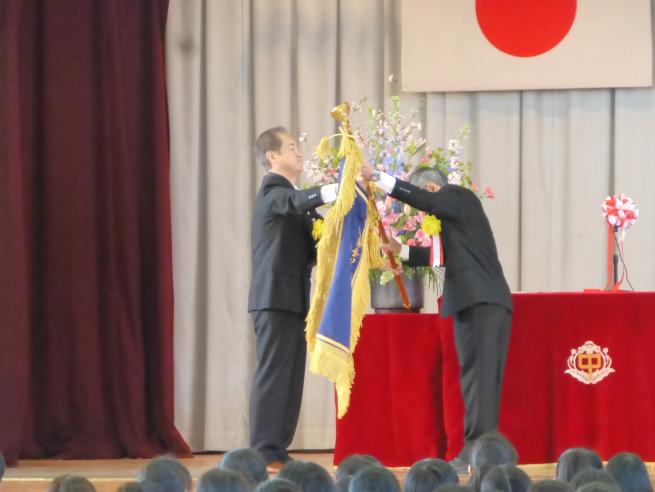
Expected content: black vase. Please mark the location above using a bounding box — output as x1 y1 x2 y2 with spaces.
370 272 424 313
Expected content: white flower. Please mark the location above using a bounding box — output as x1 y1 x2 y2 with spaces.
448 139 461 153
448 171 463 186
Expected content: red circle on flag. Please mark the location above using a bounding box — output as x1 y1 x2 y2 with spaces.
476 0 577 57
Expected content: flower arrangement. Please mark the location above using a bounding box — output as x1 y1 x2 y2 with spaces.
302 96 494 286
602 194 639 231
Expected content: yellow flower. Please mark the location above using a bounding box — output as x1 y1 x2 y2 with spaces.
312 219 324 241
421 215 441 235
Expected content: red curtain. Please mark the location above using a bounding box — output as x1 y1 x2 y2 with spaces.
0 0 190 464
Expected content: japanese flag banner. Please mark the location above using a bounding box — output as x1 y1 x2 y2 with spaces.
401 0 653 92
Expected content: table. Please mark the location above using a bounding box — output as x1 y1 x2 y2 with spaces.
334 292 655 466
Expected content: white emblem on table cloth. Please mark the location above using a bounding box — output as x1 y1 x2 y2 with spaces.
565 341 615 385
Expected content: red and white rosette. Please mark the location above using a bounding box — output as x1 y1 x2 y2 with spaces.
601 194 638 290
602 193 639 231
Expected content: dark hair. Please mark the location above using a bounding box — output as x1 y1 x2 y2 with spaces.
335 455 381 481
56 475 96 492
570 470 621 492
435 485 474 492
348 466 400 492
255 478 302 492
117 482 144 492
409 167 449 189
527 480 572 492
278 461 334 492
606 453 653 492
335 476 351 492
255 127 287 169
196 469 250 492
0 450 5 481
139 457 193 492
556 449 603 483
470 433 519 492
577 483 625 492
220 448 268 485
480 465 531 492
404 458 459 492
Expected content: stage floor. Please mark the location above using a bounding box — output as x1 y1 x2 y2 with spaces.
3 453 654 492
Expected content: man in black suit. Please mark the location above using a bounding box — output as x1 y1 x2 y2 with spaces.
369 167 512 472
248 127 337 470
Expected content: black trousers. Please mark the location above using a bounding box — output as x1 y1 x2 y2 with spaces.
452 303 512 459
249 309 306 463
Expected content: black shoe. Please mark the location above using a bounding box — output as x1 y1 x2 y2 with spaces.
449 456 469 475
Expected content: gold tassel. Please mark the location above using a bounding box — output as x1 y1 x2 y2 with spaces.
309 340 353 417
315 136 332 161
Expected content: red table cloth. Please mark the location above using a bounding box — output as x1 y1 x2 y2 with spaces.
335 292 655 466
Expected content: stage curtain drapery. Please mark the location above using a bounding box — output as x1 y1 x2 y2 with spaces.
0 0 189 464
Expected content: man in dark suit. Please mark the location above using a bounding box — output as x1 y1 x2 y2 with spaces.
370 167 512 472
248 127 337 471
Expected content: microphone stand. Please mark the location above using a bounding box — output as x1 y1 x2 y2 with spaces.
612 225 619 287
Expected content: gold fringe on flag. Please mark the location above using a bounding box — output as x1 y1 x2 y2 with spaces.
305 125 383 418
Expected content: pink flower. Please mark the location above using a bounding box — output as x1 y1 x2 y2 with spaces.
485 187 495 199
407 239 416 246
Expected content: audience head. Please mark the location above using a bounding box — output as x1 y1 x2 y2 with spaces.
480 465 532 492
435 485 474 492
117 483 144 492
348 465 400 492
527 480 572 492
335 476 351 492
577 483 624 492
570 469 620 492
404 458 458 492
49 474 96 492
556 449 603 483
138 456 193 492
470 433 519 492
220 448 268 486
196 469 250 492
606 453 653 492
254 478 302 492
335 455 381 482
278 461 334 492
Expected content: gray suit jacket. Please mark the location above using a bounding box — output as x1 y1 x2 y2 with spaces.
391 179 512 317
